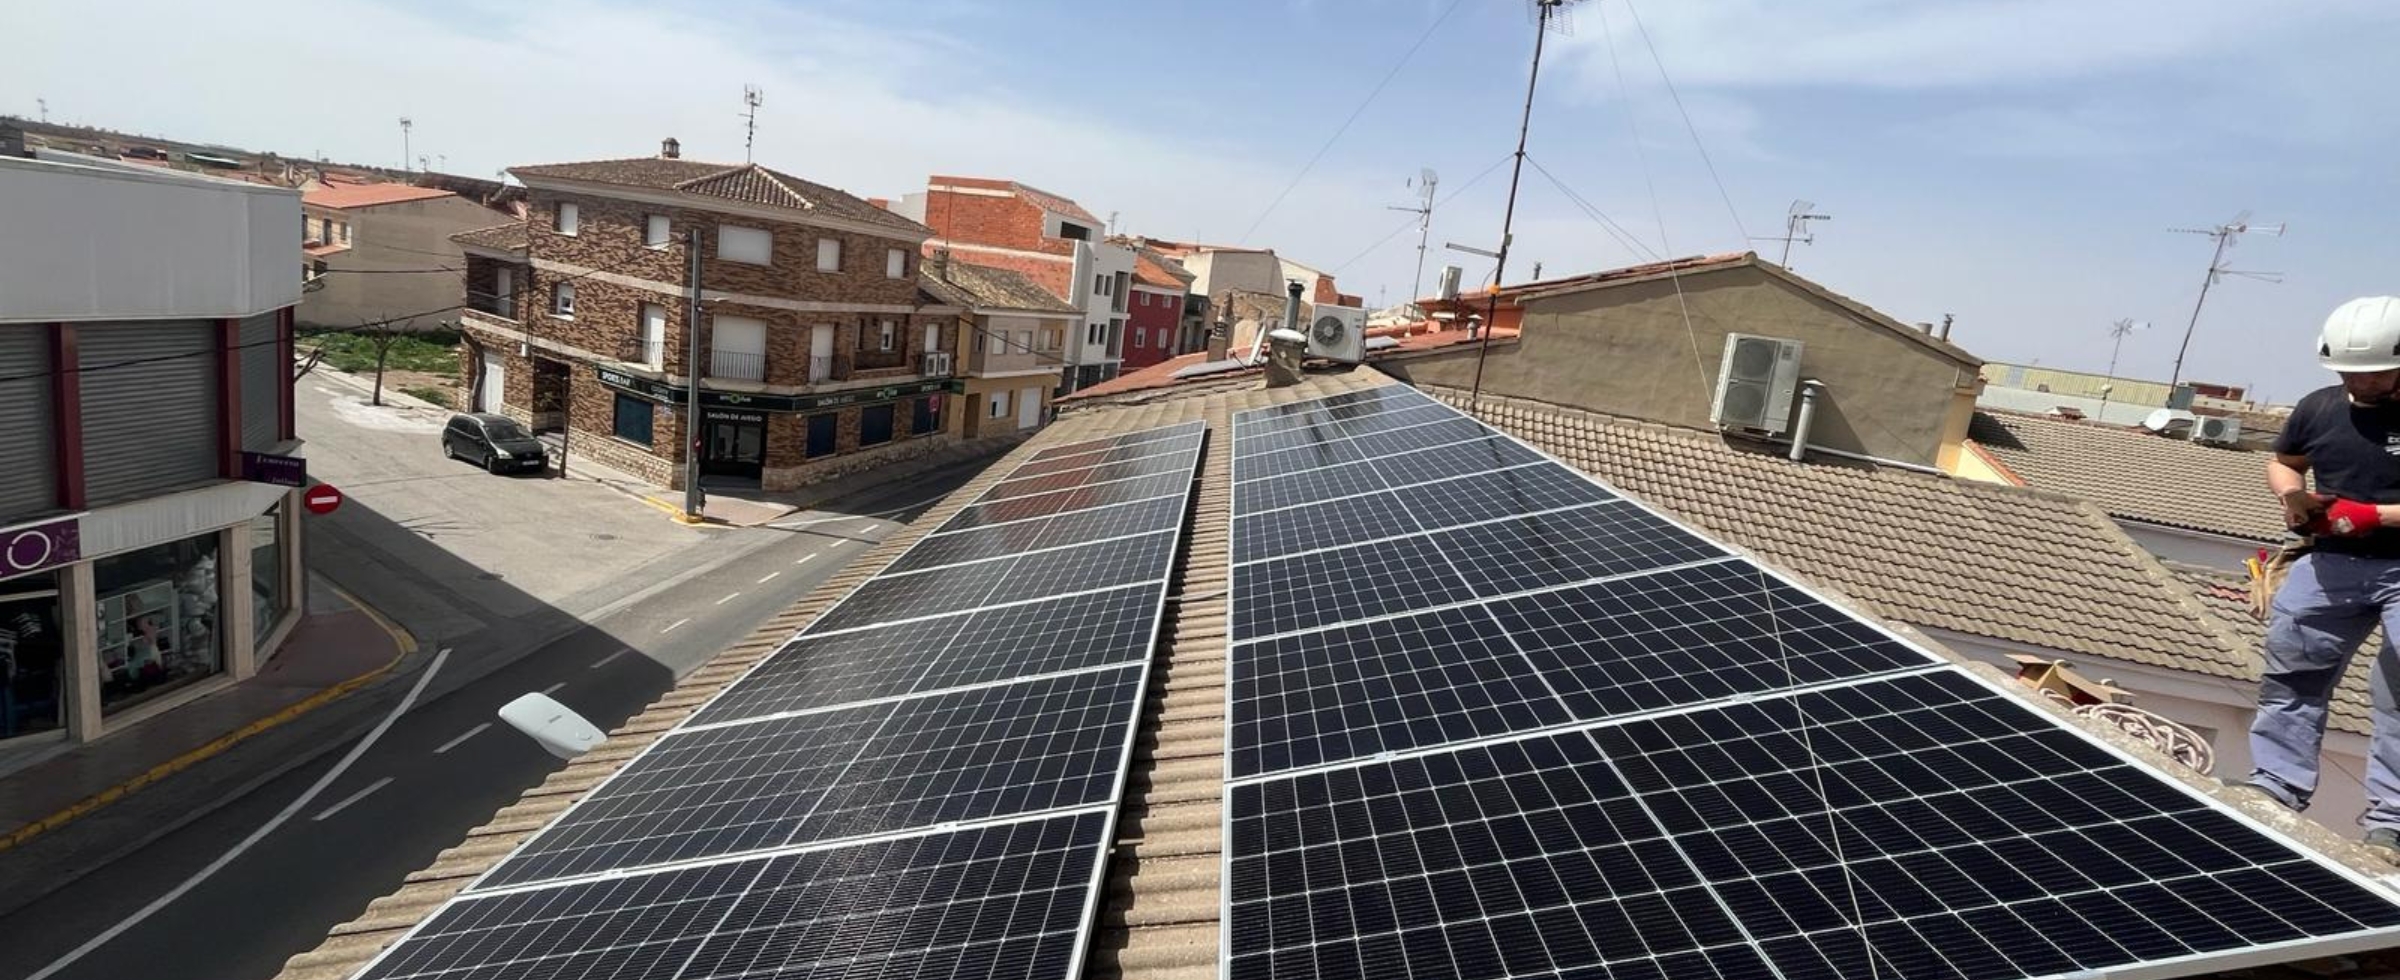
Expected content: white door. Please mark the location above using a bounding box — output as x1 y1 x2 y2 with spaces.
641 304 667 367
809 324 835 382
710 315 767 381
1017 386 1040 429
922 323 939 352
479 352 504 412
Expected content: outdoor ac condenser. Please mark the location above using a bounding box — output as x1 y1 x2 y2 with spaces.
2188 416 2242 446
1305 304 1368 364
1711 333 1805 434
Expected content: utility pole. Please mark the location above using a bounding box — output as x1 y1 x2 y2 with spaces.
398 117 413 173
2167 211 2284 388
2101 318 2148 415
742 85 764 163
683 228 707 522
1386 168 1438 306
1470 0 1576 406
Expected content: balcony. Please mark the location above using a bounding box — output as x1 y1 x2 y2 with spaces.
919 351 953 377
467 293 517 320
852 349 907 372
623 338 667 369
708 350 767 382
808 355 833 383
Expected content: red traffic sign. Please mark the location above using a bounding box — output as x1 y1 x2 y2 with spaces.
303 484 344 516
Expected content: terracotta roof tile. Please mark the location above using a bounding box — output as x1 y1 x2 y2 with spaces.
509 157 928 236
1970 410 2285 541
927 261 1078 313
447 222 527 253
302 182 455 209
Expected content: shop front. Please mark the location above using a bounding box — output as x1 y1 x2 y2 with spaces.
700 408 768 486
593 366 962 491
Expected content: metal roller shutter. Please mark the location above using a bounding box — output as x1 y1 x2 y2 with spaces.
0 325 56 524
239 312 281 450
81 320 220 505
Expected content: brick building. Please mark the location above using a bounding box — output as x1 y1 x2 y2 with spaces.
1120 246 1192 369
452 142 963 492
890 177 1133 393
918 254 1074 438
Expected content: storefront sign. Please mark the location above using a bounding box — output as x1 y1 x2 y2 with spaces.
303 484 345 515
1 517 79 577
702 408 769 425
239 451 309 488
593 366 952 414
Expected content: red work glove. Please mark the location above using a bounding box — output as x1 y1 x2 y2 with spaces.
2321 498 2386 537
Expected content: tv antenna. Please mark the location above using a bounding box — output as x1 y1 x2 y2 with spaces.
742 85 764 163
1749 200 1831 269
398 117 413 173
1387 167 1439 306
2101 318 2150 412
35 98 47 123
1470 0 1583 405
2166 210 2284 387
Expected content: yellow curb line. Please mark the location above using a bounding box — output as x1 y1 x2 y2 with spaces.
0 587 418 854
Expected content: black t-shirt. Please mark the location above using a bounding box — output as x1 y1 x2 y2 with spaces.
2276 385 2400 555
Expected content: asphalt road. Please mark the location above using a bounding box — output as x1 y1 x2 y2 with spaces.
0 372 994 980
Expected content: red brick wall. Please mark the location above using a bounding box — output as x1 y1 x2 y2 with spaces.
920 187 1070 256
568 374 681 487
525 189 923 307
1122 288 1182 369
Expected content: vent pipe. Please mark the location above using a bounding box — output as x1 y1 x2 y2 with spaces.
1938 313 1955 341
1788 380 1826 463
1282 279 1306 336
660 137 681 159
1265 329 1307 387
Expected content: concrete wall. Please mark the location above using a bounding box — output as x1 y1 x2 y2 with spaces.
298 195 502 330
1182 250 1283 298
1391 264 1980 467
1 153 300 322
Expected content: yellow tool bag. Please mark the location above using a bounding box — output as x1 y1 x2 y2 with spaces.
2249 541 2308 623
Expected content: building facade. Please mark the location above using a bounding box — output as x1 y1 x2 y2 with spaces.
1120 248 1191 370
918 257 1072 438
0 146 305 750
452 144 962 492
297 178 508 331
896 177 1132 393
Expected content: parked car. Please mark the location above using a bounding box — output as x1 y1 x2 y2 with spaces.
442 413 548 474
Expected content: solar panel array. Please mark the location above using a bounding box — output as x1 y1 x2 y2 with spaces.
1224 387 2400 980
352 421 1206 980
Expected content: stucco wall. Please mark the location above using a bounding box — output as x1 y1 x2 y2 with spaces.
1393 265 1979 466
299 195 503 330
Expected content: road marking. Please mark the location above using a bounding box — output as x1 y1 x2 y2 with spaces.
541 682 566 695
859 522 880 534
716 592 741 605
589 647 632 670
795 553 817 566
662 618 690 633
310 777 394 822
27 648 450 980
757 571 781 584
434 722 492 754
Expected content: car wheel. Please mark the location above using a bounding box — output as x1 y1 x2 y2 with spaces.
443 440 456 461
487 455 503 475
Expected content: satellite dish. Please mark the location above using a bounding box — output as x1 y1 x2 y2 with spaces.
2143 408 2197 434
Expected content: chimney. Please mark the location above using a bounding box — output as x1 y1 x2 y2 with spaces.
1938 313 1955 341
933 247 952 280
1207 307 1232 362
1264 329 1307 388
660 137 681 159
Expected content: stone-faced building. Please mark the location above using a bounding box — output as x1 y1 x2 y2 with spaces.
452 141 963 492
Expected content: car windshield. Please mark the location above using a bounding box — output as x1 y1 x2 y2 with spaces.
481 419 531 440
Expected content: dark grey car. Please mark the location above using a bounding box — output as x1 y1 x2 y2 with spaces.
442 413 547 474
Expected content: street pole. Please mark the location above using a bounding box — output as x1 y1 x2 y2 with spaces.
1469 0 1557 406
683 228 706 521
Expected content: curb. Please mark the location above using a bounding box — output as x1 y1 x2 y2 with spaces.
0 587 419 854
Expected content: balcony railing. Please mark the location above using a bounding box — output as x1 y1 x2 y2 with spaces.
853 349 907 371
919 351 952 377
709 349 767 382
468 294 518 320
807 354 833 383
624 338 666 368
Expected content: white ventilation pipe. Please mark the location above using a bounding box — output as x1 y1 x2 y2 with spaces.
1788 379 1826 462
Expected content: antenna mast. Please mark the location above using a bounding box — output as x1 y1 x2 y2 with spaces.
742 85 764 163
1749 200 1830 269
1470 0 1580 406
2101 317 2149 413
1386 168 1439 307
398 117 413 173
2166 210 2283 387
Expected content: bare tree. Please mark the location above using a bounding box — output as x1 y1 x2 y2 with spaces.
355 312 410 406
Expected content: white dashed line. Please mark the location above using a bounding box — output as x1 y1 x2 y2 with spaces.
589 647 632 670
540 682 566 695
311 777 394 822
757 571 780 584
795 554 817 566
434 723 492 754
662 618 690 633
716 592 741 605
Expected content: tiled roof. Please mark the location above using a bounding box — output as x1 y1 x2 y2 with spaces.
447 222 527 253
302 242 350 258
510 157 929 235
1058 326 1513 404
1007 182 1101 226
302 182 456 209
927 261 1079 314
1969 410 2285 541
279 368 2391 980
1132 249 1193 289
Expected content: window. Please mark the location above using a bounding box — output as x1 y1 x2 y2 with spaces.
988 390 1011 418
860 404 895 446
1133 329 1146 349
1094 275 1108 296
974 329 986 353
1058 222 1089 241
877 321 896 352
553 282 576 317
1139 292 1150 307
640 304 666 366
645 214 671 247
337 221 350 244
805 413 838 458
612 393 653 444
886 248 908 279
555 201 579 235
816 238 842 272
309 260 327 281
1017 330 1033 352
719 225 772 265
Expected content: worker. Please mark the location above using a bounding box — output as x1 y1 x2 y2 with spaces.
2245 296 2400 854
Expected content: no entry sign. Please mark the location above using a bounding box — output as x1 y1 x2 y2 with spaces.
304 484 344 516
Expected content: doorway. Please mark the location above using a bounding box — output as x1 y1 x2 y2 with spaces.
700 408 766 486
530 358 570 433
477 352 504 412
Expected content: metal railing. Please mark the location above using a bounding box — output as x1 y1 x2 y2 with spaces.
807 354 833 383
853 349 906 371
708 349 766 382
919 351 953 377
626 338 666 368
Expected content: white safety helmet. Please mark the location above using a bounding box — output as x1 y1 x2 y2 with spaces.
2320 297 2400 373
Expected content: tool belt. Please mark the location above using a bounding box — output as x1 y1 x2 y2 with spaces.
2249 539 2309 622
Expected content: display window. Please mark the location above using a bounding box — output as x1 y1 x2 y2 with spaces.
95 533 223 715
252 506 288 655
0 570 64 740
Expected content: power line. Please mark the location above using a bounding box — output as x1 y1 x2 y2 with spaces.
1621 0 1749 245
1332 154 1512 275
1235 0 1468 245
1522 152 1658 261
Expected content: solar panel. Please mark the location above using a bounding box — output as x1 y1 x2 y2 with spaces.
357 810 1109 980
895 496 1186 573
478 665 1141 889
937 470 1190 532
1028 419 1204 461
1009 436 1200 478
1233 403 1459 455
979 451 1197 502
1226 670 2400 980
813 530 1174 633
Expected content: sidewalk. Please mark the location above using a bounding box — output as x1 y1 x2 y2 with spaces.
0 573 410 849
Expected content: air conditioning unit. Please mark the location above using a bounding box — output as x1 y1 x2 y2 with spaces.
2188 416 2241 446
1305 304 1367 364
1711 333 1805 434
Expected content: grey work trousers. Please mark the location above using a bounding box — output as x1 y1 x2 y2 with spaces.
2247 550 2400 830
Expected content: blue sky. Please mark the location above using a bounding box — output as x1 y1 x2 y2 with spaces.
9 0 2396 402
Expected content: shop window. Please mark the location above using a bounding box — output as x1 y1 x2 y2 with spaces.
613 393 654 445
95 534 223 716
912 395 940 435
805 413 838 458
0 571 64 740
860 404 895 446
251 506 288 658
988 390 1011 419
